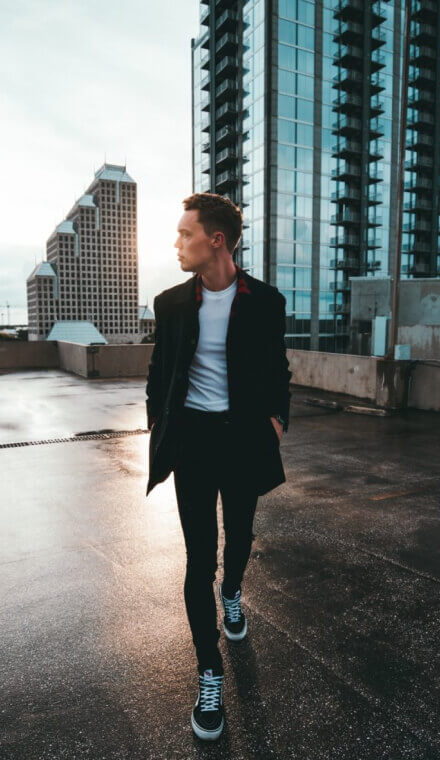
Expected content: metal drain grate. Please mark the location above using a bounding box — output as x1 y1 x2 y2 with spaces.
0 428 147 449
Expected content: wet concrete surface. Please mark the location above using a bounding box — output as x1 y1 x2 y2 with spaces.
1 369 439 759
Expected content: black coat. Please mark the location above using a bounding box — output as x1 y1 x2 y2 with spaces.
145 263 292 497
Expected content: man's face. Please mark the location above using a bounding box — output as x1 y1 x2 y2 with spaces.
174 209 221 273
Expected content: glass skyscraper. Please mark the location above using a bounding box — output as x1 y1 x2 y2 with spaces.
191 0 440 353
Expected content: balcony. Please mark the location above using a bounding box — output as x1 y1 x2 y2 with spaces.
407 110 435 129
202 141 210 154
332 137 362 158
371 48 386 72
215 56 237 77
406 132 434 151
405 155 433 172
332 70 363 91
403 219 432 234
404 175 432 192
367 211 383 227
332 91 362 112
370 73 385 95
331 163 361 181
201 50 210 70
369 164 384 183
334 20 363 44
334 0 363 21
201 95 210 113
215 9 237 33
215 124 235 146
403 198 432 212
215 32 237 56
329 234 360 249
332 114 362 134
371 25 386 49
201 73 210 92
369 116 384 139
368 188 383 205
402 240 431 255
331 186 361 203
333 44 363 68
367 233 381 249
410 0 437 20
329 256 359 269
200 6 210 25
410 45 436 65
370 94 385 116
215 79 236 102
216 169 238 188
216 147 236 166
411 21 437 43
368 139 384 161
331 210 360 225
408 88 435 108
216 102 236 125
201 157 210 175
408 66 436 87
371 1 387 25
200 29 210 50
402 261 432 276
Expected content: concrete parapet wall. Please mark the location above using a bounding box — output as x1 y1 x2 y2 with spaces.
0 341 59 370
408 363 440 412
1 341 439 411
288 349 377 401
88 343 152 378
57 341 90 378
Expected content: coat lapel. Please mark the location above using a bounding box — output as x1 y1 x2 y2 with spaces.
178 262 253 317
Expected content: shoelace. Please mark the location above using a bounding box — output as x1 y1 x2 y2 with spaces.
222 589 242 623
199 674 224 711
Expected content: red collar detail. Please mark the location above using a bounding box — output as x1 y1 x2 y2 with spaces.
195 262 250 306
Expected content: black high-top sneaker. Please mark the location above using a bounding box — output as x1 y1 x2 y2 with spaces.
218 582 247 641
191 666 225 741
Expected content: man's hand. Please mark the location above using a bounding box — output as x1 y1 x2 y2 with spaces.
270 416 283 443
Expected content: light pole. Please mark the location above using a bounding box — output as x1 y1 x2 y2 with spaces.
387 0 411 359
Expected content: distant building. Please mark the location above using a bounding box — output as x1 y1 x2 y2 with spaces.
26 261 58 340
27 163 140 344
138 305 155 339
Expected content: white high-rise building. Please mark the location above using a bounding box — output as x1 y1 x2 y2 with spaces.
27 163 140 344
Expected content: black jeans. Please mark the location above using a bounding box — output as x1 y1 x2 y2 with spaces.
172 405 259 673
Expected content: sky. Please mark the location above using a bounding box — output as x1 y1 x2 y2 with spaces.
0 0 199 325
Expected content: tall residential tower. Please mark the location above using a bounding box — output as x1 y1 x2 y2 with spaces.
191 0 440 352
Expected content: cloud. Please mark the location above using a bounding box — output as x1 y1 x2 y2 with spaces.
0 0 199 312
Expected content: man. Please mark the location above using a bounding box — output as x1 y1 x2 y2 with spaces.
145 193 291 741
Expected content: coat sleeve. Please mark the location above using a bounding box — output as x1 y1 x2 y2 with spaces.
145 296 163 431
267 293 292 433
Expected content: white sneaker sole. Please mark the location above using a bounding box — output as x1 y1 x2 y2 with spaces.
191 711 224 740
223 616 247 641
219 583 248 640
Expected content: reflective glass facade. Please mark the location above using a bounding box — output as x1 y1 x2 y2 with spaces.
191 0 440 353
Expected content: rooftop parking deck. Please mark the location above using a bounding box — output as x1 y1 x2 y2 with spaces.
1 370 439 759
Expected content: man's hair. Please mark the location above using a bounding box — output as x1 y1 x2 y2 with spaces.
182 192 243 254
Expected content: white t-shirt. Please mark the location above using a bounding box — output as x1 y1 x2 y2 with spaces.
184 276 237 411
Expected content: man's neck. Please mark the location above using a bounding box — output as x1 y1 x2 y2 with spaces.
200 261 238 292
